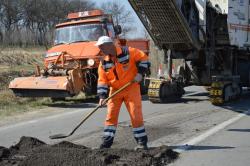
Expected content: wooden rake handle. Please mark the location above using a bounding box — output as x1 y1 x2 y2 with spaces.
69 80 134 136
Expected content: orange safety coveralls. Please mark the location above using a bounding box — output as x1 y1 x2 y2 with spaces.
97 46 149 148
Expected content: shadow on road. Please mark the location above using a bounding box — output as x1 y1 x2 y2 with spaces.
180 98 206 103
46 103 98 108
44 95 147 108
185 92 209 97
228 129 250 132
153 98 206 104
220 91 250 115
187 145 235 151
45 97 99 108
170 145 235 151
184 91 196 95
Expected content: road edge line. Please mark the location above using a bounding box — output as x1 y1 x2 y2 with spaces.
148 111 248 153
0 107 94 131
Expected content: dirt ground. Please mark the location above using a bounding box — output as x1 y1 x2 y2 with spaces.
0 136 178 166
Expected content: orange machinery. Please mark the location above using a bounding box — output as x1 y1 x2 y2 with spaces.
9 10 150 98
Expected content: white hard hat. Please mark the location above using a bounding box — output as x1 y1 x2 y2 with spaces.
95 36 113 46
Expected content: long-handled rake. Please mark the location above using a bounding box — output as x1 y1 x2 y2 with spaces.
49 81 134 139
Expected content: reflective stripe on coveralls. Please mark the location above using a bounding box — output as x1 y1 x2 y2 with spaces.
133 125 148 145
102 62 114 71
97 84 108 98
139 60 149 68
102 125 116 148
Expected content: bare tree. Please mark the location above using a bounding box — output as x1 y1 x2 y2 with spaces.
0 0 96 46
68 0 95 12
0 5 3 43
0 0 23 45
100 0 135 38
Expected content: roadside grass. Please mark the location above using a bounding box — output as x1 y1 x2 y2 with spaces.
0 46 49 118
0 46 100 119
0 46 44 74
0 90 97 118
0 90 52 118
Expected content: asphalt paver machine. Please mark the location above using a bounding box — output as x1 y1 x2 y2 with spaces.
129 0 250 105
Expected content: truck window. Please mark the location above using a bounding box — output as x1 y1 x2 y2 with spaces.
107 23 116 39
54 24 107 45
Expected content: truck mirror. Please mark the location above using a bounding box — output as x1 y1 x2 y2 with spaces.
114 25 122 35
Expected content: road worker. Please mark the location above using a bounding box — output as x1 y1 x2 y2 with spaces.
94 36 149 150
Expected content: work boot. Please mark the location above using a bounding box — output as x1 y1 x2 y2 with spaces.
134 143 148 151
99 143 111 149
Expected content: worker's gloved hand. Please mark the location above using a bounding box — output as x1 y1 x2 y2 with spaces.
134 73 143 82
99 99 106 106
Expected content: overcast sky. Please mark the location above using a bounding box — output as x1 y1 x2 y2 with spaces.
92 0 146 38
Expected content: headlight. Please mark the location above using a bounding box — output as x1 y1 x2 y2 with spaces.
87 59 95 66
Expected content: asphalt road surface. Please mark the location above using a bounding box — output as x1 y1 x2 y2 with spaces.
169 113 250 166
0 86 249 165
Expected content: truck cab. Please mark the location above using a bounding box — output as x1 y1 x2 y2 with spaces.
45 10 121 70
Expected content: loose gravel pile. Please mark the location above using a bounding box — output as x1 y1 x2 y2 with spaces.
0 136 178 166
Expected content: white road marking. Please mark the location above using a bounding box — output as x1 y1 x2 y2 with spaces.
0 107 93 131
149 111 248 153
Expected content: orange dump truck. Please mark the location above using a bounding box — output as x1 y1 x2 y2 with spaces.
9 10 150 98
